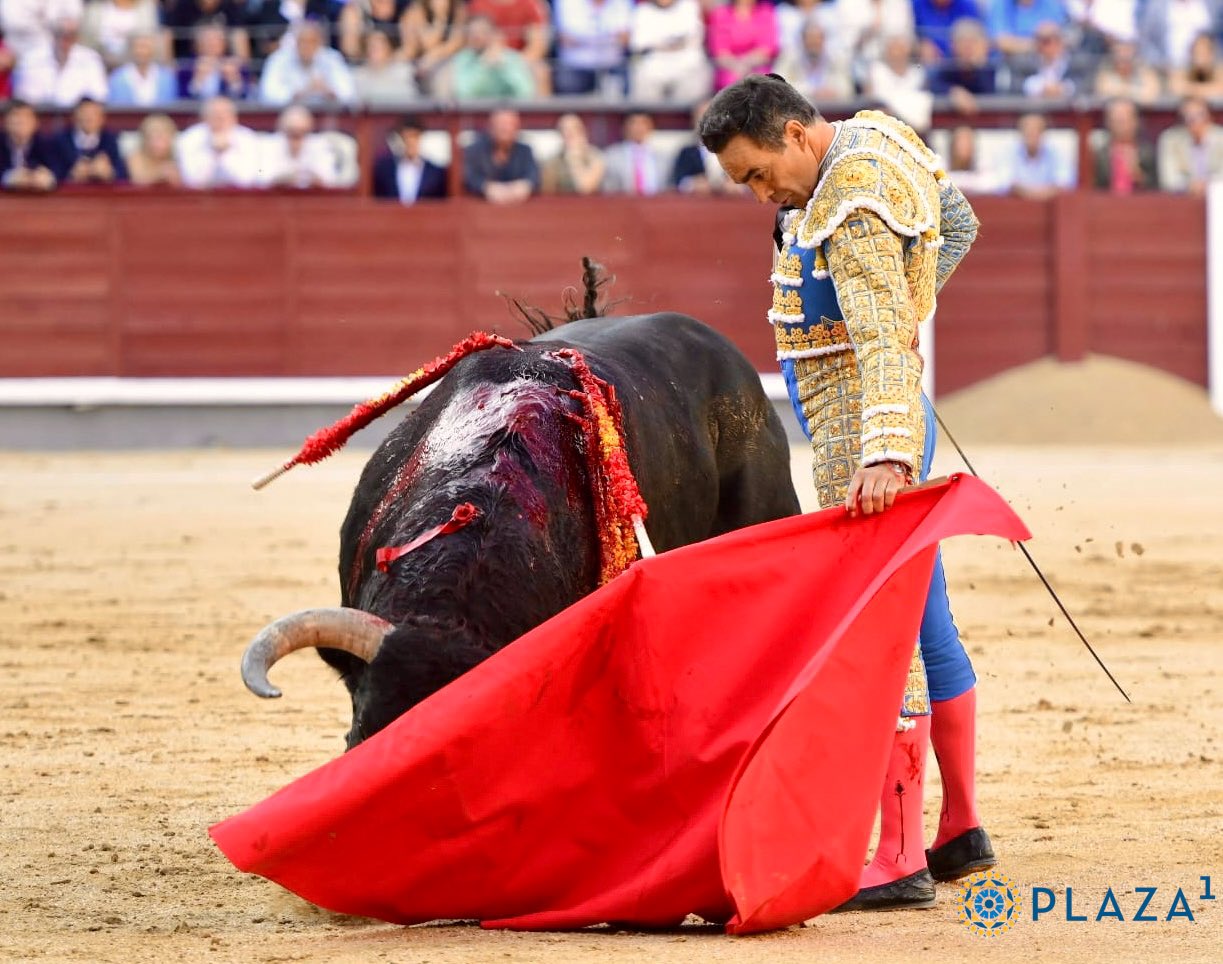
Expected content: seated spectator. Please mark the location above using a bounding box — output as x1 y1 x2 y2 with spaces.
175 94 261 188
602 110 665 195
179 23 251 100
553 0 633 96
774 20 853 103
108 32 176 105
467 0 551 92
242 0 332 60
629 0 711 103
708 0 780 91
776 0 839 60
352 28 419 104
1094 96 1156 194
14 17 108 105
339 0 412 61
1158 95 1223 194
0 98 56 191
836 0 915 85
0 0 83 59
926 16 997 113
1066 0 1136 54
462 107 537 203
259 104 336 188
259 19 356 106
1018 21 1084 98
1169 32 1223 99
541 112 605 194
125 111 181 185
1094 38 1163 104
912 0 985 64
1 33 15 99
49 95 126 182
1005 112 1076 198
867 33 931 131
79 0 158 69
1139 0 1222 72
946 124 1006 194
162 0 249 63
445 16 536 99
404 0 466 86
670 99 743 195
373 114 448 202
988 0 1068 57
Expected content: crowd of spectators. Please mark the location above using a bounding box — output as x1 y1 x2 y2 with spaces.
6 0 1223 197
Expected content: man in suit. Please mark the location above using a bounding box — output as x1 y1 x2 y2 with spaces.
49 96 128 184
373 115 448 204
1 98 57 191
1094 96 1157 194
1159 95 1223 194
602 111 666 195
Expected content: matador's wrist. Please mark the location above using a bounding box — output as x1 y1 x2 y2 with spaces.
882 460 913 484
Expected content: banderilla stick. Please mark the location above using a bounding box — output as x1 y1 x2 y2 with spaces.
931 406 1132 703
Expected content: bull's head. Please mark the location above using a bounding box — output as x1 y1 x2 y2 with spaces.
241 608 489 749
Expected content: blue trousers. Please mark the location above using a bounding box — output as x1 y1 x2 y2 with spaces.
916 394 976 701
786 384 976 701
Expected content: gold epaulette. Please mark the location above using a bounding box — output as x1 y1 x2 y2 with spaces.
791 111 945 253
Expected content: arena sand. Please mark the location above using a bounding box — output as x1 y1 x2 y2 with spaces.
2 361 1221 963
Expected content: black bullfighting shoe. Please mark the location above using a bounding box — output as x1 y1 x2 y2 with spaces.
925 827 997 883
830 869 937 912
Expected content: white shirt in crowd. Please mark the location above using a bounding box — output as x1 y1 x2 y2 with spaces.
836 0 915 64
176 122 264 189
1165 0 1214 69
630 0 703 56
259 43 357 106
1066 0 1137 43
555 0 633 71
14 40 108 105
0 0 83 58
395 156 425 204
259 132 338 188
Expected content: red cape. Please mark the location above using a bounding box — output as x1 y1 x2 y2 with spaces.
211 474 1028 934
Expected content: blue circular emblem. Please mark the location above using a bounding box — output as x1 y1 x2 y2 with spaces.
957 871 1022 937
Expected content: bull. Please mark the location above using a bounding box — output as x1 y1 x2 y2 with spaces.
241 307 800 748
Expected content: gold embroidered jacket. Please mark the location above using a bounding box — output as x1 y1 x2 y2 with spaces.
773 110 979 478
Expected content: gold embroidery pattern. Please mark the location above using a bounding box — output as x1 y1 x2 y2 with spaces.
773 318 850 356
903 645 930 717
775 251 803 281
827 209 927 472
771 288 804 317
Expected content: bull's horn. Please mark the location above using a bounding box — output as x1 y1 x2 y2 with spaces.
240 607 395 699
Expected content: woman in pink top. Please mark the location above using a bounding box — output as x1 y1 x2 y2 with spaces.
707 0 780 90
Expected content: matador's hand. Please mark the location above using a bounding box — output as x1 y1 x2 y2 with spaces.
846 462 912 517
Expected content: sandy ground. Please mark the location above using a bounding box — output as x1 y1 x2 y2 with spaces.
1 442 1221 964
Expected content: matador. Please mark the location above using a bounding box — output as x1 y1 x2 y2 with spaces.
701 75 995 911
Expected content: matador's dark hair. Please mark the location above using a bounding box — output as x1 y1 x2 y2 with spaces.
698 74 820 154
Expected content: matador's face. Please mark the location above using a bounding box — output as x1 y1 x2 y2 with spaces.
714 121 822 208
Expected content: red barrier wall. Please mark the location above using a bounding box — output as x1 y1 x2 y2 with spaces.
0 193 1208 391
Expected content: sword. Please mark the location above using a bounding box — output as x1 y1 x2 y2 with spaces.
930 406 1132 703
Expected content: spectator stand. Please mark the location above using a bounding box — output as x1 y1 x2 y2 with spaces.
16 96 1198 199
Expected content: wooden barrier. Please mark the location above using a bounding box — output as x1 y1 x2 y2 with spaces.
0 193 1208 392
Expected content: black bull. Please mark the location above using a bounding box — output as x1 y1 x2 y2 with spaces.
242 313 800 747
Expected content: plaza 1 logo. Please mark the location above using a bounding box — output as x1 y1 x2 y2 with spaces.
956 871 1023 937
956 872 1217 936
